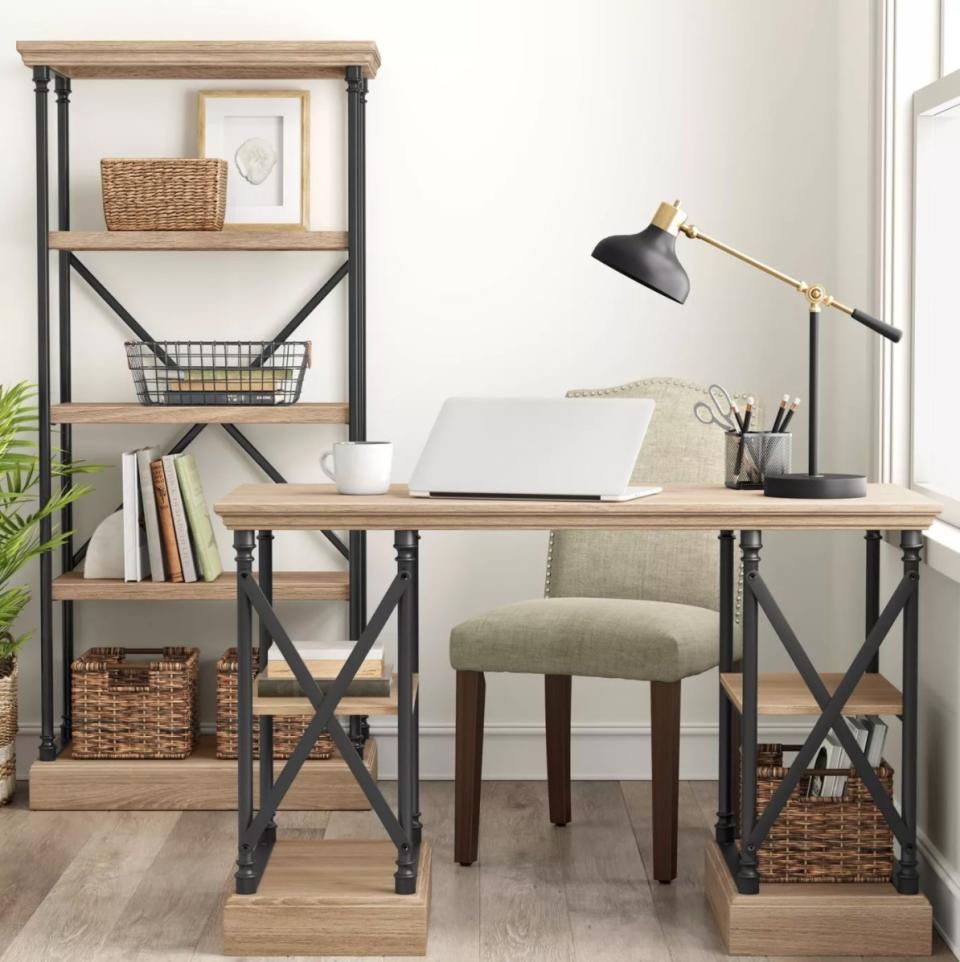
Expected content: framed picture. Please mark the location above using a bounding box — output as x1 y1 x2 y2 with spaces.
198 90 309 229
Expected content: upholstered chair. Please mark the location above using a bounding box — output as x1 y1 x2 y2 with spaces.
450 378 744 882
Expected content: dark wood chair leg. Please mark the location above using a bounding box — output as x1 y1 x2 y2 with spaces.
545 674 572 826
454 670 485 866
651 679 681 883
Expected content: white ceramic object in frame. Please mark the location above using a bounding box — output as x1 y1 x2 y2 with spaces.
198 90 309 228
320 442 393 496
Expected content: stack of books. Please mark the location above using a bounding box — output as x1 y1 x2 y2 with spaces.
259 643 391 698
122 449 223 583
807 715 888 798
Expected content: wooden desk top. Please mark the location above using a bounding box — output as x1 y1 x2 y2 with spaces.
214 483 941 532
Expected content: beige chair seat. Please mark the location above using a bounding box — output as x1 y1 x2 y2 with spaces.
451 596 732 683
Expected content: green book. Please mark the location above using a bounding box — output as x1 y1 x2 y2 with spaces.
173 453 223 582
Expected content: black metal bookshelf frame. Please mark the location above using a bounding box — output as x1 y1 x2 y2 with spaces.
30 63 370 763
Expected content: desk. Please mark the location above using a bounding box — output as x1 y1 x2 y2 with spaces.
214 482 941 957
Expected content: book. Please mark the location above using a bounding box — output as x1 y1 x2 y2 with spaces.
266 643 385 679
121 449 148 582
173 453 223 582
137 447 165 582
162 455 197 583
150 459 183 583
257 674 392 699
864 716 888 767
162 391 282 405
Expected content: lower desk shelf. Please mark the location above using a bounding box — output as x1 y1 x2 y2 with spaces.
720 671 903 716
705 842 932 957
223 839 432 957
28 734 377 811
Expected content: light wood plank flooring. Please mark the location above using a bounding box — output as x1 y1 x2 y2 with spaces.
0 780 955 962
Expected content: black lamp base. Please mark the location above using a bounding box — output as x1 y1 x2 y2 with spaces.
762 473 867 499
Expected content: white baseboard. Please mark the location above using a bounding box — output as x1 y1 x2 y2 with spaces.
918 828 960 958
15 721 810 780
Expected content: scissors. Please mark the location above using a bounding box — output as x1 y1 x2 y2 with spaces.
693 383 739 432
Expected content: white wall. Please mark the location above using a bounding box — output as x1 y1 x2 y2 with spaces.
0 0 878 779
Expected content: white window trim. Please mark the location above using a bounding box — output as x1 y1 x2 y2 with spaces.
879 0 960 581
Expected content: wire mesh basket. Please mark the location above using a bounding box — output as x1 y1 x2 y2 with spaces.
125 340 311 406
725 430 792 489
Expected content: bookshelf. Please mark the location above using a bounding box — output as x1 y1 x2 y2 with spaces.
20 41 377 810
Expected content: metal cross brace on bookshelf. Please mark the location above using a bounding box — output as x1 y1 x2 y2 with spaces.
65 255 352 562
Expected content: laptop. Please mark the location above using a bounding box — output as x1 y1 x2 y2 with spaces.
409 397 661 501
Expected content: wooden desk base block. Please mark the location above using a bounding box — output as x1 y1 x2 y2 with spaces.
705 842 932 956
223 839 431 957
29 735 376 811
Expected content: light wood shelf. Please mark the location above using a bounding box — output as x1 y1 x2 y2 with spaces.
51 402 349 424
49 230 348 252
53 570 348 602
28 734 377 811
720 671 902 716
254 674 417 717
17 41 381 80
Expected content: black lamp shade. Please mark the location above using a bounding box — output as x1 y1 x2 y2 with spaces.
592 224 690 304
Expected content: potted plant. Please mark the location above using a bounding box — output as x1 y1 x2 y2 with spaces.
1 382 96 803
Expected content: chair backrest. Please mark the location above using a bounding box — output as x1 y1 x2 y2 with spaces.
545 378 750 612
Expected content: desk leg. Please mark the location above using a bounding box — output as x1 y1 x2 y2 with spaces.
412 533 423 847
235 530 258 893
716 530 736 846
894 530 922 894
866 530 881 674
394 530 419 894
257 530 277 846
736 530 761 895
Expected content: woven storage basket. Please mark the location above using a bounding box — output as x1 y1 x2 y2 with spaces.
101 158 228 231
216 648 335 761
752 743 894 883
0 657 17 805
72 647 199 759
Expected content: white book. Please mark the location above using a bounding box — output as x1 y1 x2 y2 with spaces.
122 450 149 582
137 447 165 582
162 454 197 583
267 643 384 662
865 716 888 767
836 717 870 797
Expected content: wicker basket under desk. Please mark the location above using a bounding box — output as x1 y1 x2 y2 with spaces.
216 648 335 761
72 647 199 759
751 743 895 883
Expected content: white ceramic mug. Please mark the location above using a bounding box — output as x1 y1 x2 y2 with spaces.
320 441 393 495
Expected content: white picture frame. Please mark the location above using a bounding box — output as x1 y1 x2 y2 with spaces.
198 90 309 229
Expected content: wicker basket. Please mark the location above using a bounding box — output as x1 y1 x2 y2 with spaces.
101 158 228 231
216 648 335 761
72 647 199 759
0 656 17 805
752 743 894 883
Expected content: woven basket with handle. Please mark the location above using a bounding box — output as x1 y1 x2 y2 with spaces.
101 158 227 231
0 654 17 805
72 647 199 759
752 743 894 883
216 648 335 761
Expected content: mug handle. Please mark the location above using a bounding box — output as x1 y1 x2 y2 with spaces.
320 450 337 482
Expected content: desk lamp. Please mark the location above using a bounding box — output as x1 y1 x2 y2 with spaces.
592 200 902 499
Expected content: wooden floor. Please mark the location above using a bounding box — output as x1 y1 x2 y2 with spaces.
0 779 955 962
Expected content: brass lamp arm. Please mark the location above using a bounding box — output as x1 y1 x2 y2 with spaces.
677 221 901 341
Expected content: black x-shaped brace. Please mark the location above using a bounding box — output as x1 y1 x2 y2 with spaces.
238 571 414 855
66 255 351 563
743 570 917 853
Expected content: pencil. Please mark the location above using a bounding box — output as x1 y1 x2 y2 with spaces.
770 394 790 433
730 401 745 433
741 397 755 434
779 397 801 432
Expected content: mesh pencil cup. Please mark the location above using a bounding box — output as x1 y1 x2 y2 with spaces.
725 431 792 490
